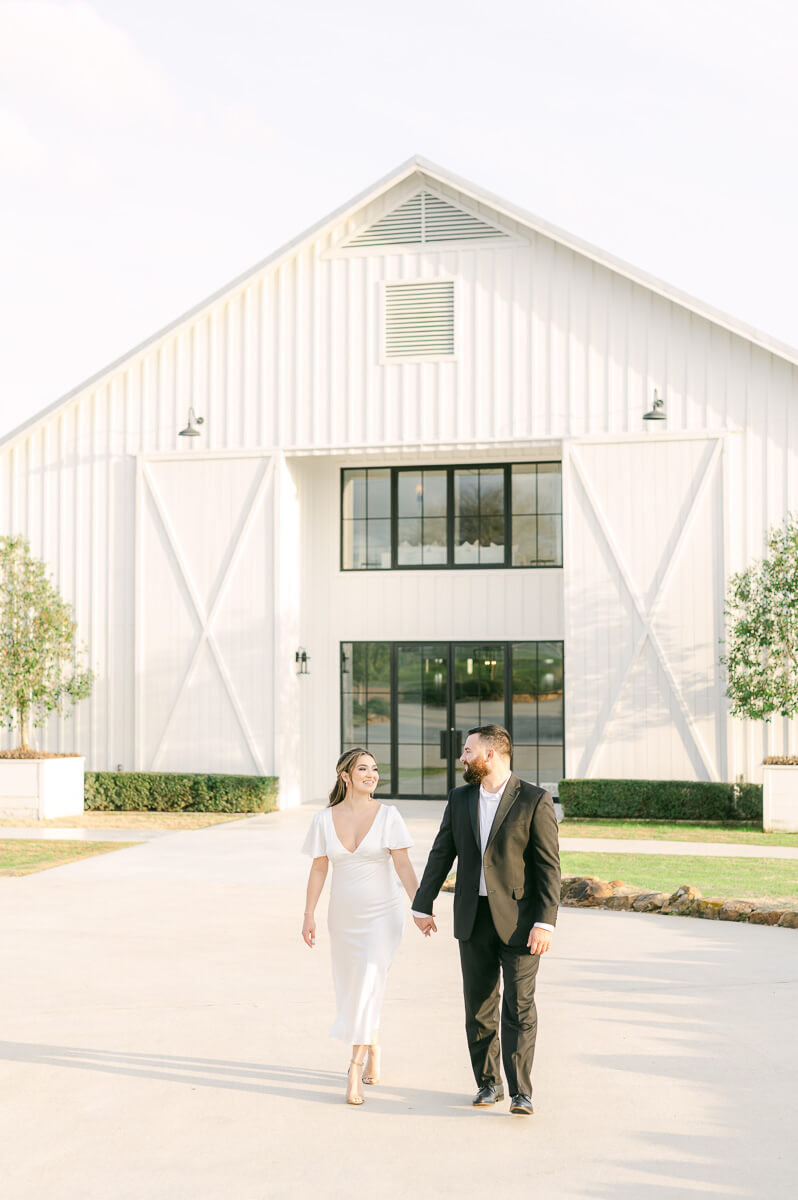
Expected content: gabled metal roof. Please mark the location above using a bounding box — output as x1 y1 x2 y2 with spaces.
3 154 797 452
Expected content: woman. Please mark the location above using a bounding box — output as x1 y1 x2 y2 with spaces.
301 747 419 1105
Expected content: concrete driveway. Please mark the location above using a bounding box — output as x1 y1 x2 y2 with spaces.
1 802 796 1199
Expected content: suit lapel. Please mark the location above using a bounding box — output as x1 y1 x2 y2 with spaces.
467 784 480 849
487 774 521 848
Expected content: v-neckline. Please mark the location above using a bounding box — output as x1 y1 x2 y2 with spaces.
329 803 383 855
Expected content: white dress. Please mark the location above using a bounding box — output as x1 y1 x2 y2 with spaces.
302 803 414 1044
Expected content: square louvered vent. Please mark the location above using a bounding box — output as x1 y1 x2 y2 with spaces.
384 281 455 358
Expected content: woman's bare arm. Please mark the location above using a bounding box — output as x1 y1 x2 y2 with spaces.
302 857 329 947
390 847 419 904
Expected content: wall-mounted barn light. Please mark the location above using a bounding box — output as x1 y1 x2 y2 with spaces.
179 407 205 437
643 388 666 422
295 648 310 675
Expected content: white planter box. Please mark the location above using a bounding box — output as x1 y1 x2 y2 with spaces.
762 764 798 833
0 757 85 821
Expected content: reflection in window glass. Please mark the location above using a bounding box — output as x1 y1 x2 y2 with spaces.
395 643 448 796
342 469 391 569
537 463 562 514
340 641 391 793
342 463 562 571
511 641 564 787
397 469 448 567
511 463 563 566
454 644 505 731
454 469 505 564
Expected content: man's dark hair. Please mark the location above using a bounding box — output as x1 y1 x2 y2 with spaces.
467 724 513 758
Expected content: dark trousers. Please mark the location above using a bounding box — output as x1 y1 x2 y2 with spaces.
458 897 540 1097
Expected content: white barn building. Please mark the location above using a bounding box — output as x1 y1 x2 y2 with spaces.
2 156 797 807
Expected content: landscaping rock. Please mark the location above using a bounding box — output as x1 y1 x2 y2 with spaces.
560 875 599 901
662 885 703 915
564 878 615 906
749 908 785 926
631 891 670 913
552 875 798 929
719 899 756 922
604 886 644 911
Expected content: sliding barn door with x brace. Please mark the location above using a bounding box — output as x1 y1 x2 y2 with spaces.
134 453 277 774
563 434 727 783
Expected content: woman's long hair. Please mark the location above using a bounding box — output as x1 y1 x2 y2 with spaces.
328 747 374 807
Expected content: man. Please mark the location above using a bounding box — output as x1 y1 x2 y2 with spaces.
412 725 561 1116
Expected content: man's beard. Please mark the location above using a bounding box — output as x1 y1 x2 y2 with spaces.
462 756 490 785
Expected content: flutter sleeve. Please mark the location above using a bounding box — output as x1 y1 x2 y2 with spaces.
384 806 414 850
301 811 328 858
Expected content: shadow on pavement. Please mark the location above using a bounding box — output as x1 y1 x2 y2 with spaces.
546 927 797 1198
0 1042 471 1116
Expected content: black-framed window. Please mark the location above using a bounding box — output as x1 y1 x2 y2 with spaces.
341 462 563 570
396 469 448 566
341 468 392 570
340 640 565 796
340 642 392 795
511 462 563 567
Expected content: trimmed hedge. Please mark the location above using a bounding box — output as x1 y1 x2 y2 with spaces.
558 778 762 822
84 772 279 813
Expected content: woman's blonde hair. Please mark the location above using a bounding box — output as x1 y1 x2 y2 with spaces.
328 747 376 806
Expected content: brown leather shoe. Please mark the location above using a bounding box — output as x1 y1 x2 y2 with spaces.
473 1083 504 1106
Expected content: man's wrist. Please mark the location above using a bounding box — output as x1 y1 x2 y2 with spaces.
412 910 433 918
532 922 554 932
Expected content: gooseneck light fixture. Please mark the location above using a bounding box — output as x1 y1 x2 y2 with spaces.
643 388 667 423
179 407 205 437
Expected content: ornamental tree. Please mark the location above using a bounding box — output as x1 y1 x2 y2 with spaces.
722 514 798 721
0 535 94 749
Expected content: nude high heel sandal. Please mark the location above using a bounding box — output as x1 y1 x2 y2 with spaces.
346 1057 365 1105
363 1044 381 1085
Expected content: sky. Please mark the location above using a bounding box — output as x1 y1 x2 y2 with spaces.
1 0 797 440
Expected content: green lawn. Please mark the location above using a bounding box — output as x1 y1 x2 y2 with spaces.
559 820 798 848
0 839 136 876
561 851 798 906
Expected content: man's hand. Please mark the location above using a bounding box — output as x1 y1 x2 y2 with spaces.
413 914 437 937
527 927 552 955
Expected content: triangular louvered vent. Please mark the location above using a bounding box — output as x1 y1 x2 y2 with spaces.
346 191 508 248
384 281 454 357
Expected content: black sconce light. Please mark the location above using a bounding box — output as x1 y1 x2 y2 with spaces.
643 388 666 423
295 647 310 675
179 407 205 437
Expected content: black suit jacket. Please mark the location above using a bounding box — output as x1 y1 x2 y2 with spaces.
413 775 561 946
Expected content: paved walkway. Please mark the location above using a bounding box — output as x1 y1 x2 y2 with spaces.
0 826 170 842
1 802 796 1199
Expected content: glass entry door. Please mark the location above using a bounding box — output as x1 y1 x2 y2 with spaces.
341 641 564 798
396 644 450 796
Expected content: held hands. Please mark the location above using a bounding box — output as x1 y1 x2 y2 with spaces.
527 926 552 955
302 915 316 948
413 914 437 937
